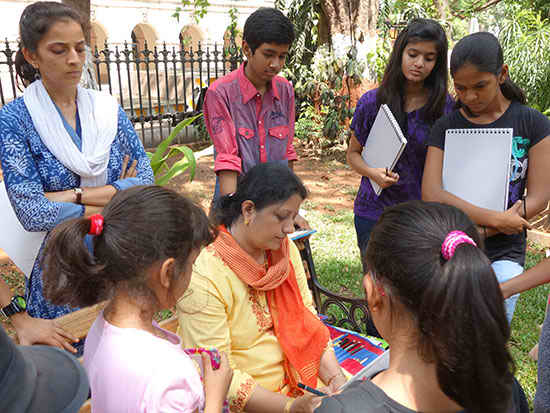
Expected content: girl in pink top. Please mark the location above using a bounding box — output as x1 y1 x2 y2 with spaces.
41 186 233 413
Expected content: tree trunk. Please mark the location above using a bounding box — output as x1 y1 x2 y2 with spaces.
320 0 378 43
433 0 448 21
62 0 91 43
320 0 378 80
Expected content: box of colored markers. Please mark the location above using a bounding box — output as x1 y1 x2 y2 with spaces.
325 323 390 388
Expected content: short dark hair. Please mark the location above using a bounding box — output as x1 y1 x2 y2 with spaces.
243 7 295 53
15 1 85 86
450 32 526 108
364 201 514 413
42 186 216 308
212 162 307 228
377 18 449 129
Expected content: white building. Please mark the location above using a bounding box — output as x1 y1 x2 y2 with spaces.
0 0 273 145
1 0 272 48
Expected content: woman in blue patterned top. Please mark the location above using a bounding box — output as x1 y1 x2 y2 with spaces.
0 2 153 353
347 19 453 271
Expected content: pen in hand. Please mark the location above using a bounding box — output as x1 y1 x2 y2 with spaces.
297 383 328 397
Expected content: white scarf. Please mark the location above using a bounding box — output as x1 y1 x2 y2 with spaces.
23 80 118 187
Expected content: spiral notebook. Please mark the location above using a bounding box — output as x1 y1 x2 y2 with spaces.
442 128 513 211
361 104 407 196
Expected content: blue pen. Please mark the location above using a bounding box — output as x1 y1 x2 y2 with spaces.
297 383 328 397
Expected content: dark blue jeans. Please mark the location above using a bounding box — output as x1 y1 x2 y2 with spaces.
353 214 380 338
354 215 378 274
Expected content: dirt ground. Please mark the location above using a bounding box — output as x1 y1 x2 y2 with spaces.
164 144 360 213
0 145 360 334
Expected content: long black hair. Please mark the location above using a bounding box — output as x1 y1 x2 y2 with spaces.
450 32 526 110
377 18 449 130
15 2 85 87
42 186 216 308
212 162 307 228
364 201 514 413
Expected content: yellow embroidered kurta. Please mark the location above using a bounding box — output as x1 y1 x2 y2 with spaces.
176 240 321 412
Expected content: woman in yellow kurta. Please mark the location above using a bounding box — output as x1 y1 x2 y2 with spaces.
177 163 346 413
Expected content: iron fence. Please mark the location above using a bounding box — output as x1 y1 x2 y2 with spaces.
0 37 243 147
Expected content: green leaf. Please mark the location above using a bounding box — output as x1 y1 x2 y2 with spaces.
166 145 197 181
150 114 201 166
155 150 196 186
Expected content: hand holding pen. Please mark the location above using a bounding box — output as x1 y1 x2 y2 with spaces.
298 383 328 397
289 385 327 413
369 166 399 189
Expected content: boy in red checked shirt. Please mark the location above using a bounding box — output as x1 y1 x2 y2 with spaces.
204 7 309 229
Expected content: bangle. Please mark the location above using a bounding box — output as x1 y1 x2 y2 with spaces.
284 398 294 413
523 197 527 219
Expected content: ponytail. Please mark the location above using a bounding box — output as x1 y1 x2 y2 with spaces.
15 2 85 89
364 201 514 412
419 243 513 412
42 217 107 308
451 32 527 106
500 77 526 105
42 186 215 309
15 48 39 88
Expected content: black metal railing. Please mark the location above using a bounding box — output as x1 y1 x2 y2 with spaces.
0 37 243 147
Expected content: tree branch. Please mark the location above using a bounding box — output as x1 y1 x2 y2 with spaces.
450 0 505 19
473 0 504 13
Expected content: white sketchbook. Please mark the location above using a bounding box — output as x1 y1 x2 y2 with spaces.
442 128 513 212
361 104 407 196
0 183 46 276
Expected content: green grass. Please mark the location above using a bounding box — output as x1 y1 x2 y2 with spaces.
510 244 548 403
306 209 363 297
303 207 547 405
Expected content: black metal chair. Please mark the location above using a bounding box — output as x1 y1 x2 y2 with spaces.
292 236 378 336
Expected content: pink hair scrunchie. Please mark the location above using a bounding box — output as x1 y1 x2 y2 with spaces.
441 230 477 261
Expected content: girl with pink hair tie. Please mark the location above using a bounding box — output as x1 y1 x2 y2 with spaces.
316 200 527 413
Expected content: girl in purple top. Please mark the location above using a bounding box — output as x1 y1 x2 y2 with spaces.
347 19 453 267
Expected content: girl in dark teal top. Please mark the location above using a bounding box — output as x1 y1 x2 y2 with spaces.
422 32 550 323
316 201 523 413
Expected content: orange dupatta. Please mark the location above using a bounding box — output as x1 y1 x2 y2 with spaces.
213 226 330 394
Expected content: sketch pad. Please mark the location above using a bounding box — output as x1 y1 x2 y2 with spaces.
0 184 46 276
443 128 513 212
361 104 407 196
